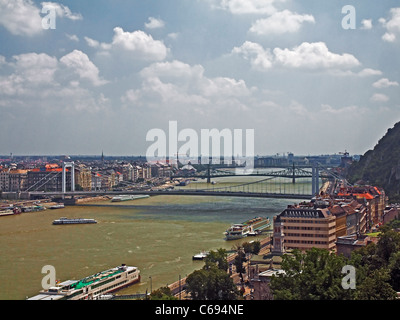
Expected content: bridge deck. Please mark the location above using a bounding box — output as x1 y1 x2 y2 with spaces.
29 190 312 200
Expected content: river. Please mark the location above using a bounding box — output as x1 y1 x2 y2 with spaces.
0 176 311 300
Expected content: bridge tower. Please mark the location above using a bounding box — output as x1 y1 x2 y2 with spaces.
62 161 75 193
292 163 296 184
311 162 319 196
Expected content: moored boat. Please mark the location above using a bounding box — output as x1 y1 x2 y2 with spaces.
27 264 140 300
224 217 271 240
192 251 209 260
0 209 14 217
111 195 150 202
50 204 65 209
52 217 97 225
225 224 250 240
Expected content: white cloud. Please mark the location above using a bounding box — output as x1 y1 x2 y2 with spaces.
60 50 108 86
328 68 382 77
361 19 373 30
382 32 396 42
0 52 58 96
122 60 252 115
370 93 389 102
167 32 179 40
214 0 286 15
0 51 109 114
381 8 400 42
373 78 399 88
111 27 167 60
84 36 111 50
233 41 360 71
357 68 382 77
66 34 79 42
273 42 360 69
232 41 273 70
250 10 315 35
320 104 366 115
86 27 168 61
41 2 82 20
145 17 165 29
0 0 81 37
0 0 42 36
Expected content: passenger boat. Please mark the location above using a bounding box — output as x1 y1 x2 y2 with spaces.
28 265 140 300
111 195 150 202
49 204 65 209
225 224 250 240
224 217 271 240
0 209 14 217
21 205 45 213
52 217 97 225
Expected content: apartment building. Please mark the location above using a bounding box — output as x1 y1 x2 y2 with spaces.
337 185 386 225
273 205 337 253
0 168 28 192
75 166 92 191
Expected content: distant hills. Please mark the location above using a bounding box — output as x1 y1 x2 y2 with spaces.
347 121 400 203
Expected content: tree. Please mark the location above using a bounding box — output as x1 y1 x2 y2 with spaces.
185 247 240 300
349 227 400 299
376 227 400 263
186 266 239 300
353 268 397 300
149 286 177 300
243 241 261 255
204 248 228 271
234 249 246 279
389 251 400 291
271 248 352 300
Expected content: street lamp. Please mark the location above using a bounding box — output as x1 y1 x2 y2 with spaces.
149 276 152 294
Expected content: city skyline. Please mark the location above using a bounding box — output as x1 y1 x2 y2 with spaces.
0 1 399 156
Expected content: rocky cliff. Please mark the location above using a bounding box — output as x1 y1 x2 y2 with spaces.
347 122 400 202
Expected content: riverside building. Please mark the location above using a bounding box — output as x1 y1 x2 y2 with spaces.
272 205 337 253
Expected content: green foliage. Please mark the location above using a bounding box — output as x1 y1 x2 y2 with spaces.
186 266 239 300
271 227 400 300
149 286 177 300
186 248 240 300
271 248 352 300
204 248 228 271
234 250 246 275
243 241 261 255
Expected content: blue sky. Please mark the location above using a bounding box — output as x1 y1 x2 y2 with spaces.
0 0 399 156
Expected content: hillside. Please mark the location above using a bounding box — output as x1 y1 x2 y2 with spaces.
347 121 400 203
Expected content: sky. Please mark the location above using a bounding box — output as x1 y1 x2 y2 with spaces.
0 0 399 157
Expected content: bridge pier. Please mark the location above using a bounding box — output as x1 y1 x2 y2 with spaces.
292 163 296 184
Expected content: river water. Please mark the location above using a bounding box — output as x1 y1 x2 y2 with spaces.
0 176 311 300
